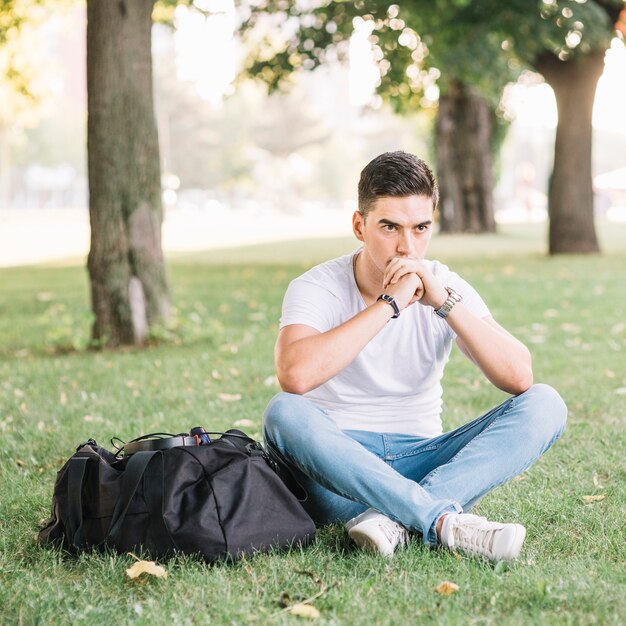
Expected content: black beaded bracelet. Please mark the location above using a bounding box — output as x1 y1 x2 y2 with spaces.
377 294 400 319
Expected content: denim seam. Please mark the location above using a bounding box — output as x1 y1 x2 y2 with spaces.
389 396 517 462
267 427 466 539
420 397 517 488
267 436 386 513
267 428 461 535
421 399 565 501
386 443 443 461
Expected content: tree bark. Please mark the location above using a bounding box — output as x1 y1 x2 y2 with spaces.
534 51 605 255
435 82 496 233
86 0 169 346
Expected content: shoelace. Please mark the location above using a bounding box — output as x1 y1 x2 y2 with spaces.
450 517 500 556
378 520 407 547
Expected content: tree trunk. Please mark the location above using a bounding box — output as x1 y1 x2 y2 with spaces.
435 82 496 233
535 50 605 255
86 0 169 347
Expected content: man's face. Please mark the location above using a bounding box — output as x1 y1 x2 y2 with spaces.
352 194 435 279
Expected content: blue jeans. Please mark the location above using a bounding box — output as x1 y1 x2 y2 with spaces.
263 384 567 545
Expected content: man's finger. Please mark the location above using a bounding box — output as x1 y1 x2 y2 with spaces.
388 266 409 285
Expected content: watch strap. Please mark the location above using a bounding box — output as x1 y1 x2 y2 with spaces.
377 294 400 319
434 287 462 319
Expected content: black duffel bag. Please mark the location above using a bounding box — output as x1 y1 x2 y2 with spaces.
38 429 316 561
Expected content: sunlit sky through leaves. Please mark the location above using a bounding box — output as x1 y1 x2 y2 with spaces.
175 3 626 133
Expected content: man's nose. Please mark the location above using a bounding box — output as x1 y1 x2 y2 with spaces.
396 230 414 255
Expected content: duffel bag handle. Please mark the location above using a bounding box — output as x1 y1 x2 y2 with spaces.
106 451 174 551
114 429 259 457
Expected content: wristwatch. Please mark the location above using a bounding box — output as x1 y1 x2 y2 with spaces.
434 287 463 319
377 294 400 319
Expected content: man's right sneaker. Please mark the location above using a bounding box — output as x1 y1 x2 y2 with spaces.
439 513 526 562
345 508 410 558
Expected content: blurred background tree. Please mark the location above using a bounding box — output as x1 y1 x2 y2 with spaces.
2 0 170 347
240 0 625 251
0 0 625 351
240 0 513 234
86 0 169 347
492 0 625 253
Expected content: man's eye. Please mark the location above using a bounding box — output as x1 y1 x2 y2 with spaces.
416 225 428 232
383 224 396 231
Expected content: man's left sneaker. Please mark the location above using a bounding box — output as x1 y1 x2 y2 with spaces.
345 508 410 557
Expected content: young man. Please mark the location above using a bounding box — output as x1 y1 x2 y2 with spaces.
263 151 567 562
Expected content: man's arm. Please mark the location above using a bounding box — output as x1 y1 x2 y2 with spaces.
276 273 421 395
384 257 533 395
448 308 533 395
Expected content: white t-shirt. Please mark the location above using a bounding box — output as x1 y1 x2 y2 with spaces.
279 249 490 437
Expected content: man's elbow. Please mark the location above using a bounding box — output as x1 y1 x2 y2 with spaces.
508 367 534 395
276 370 311 395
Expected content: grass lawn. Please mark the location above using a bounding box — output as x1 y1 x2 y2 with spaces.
0 222 624 625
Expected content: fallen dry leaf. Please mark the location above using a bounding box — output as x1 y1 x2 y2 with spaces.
592 474 604 489
219 343 239 354
288 604 320 619
125 559 167 580
234 419 255 428
581 494 605 504
218 393 242 402
211 369 222 380
435 581 459 596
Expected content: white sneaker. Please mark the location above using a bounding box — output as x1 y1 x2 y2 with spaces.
440 513 526 562
345 508 410 557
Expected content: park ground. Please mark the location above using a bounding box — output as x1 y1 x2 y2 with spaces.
0 222 625 625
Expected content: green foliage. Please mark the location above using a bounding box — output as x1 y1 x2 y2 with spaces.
241 1 624 110
0 0 32 42
1 224 625 624
0 0 74 127
240 1 520 112
497 0 624 64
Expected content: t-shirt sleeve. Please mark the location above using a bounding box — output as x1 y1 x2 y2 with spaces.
280 277 339 333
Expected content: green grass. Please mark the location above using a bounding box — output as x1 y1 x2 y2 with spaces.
1 223 625 625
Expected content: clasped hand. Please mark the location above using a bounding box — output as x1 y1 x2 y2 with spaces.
382 257 448 311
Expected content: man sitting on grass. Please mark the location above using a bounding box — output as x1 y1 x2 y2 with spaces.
263 151 567 562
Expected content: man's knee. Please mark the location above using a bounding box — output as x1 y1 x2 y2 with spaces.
519 383 567 443
263 392 311 444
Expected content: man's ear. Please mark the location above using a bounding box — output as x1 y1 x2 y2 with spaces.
352 210 365 242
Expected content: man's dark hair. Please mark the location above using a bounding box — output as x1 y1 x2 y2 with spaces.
357 151 439 217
